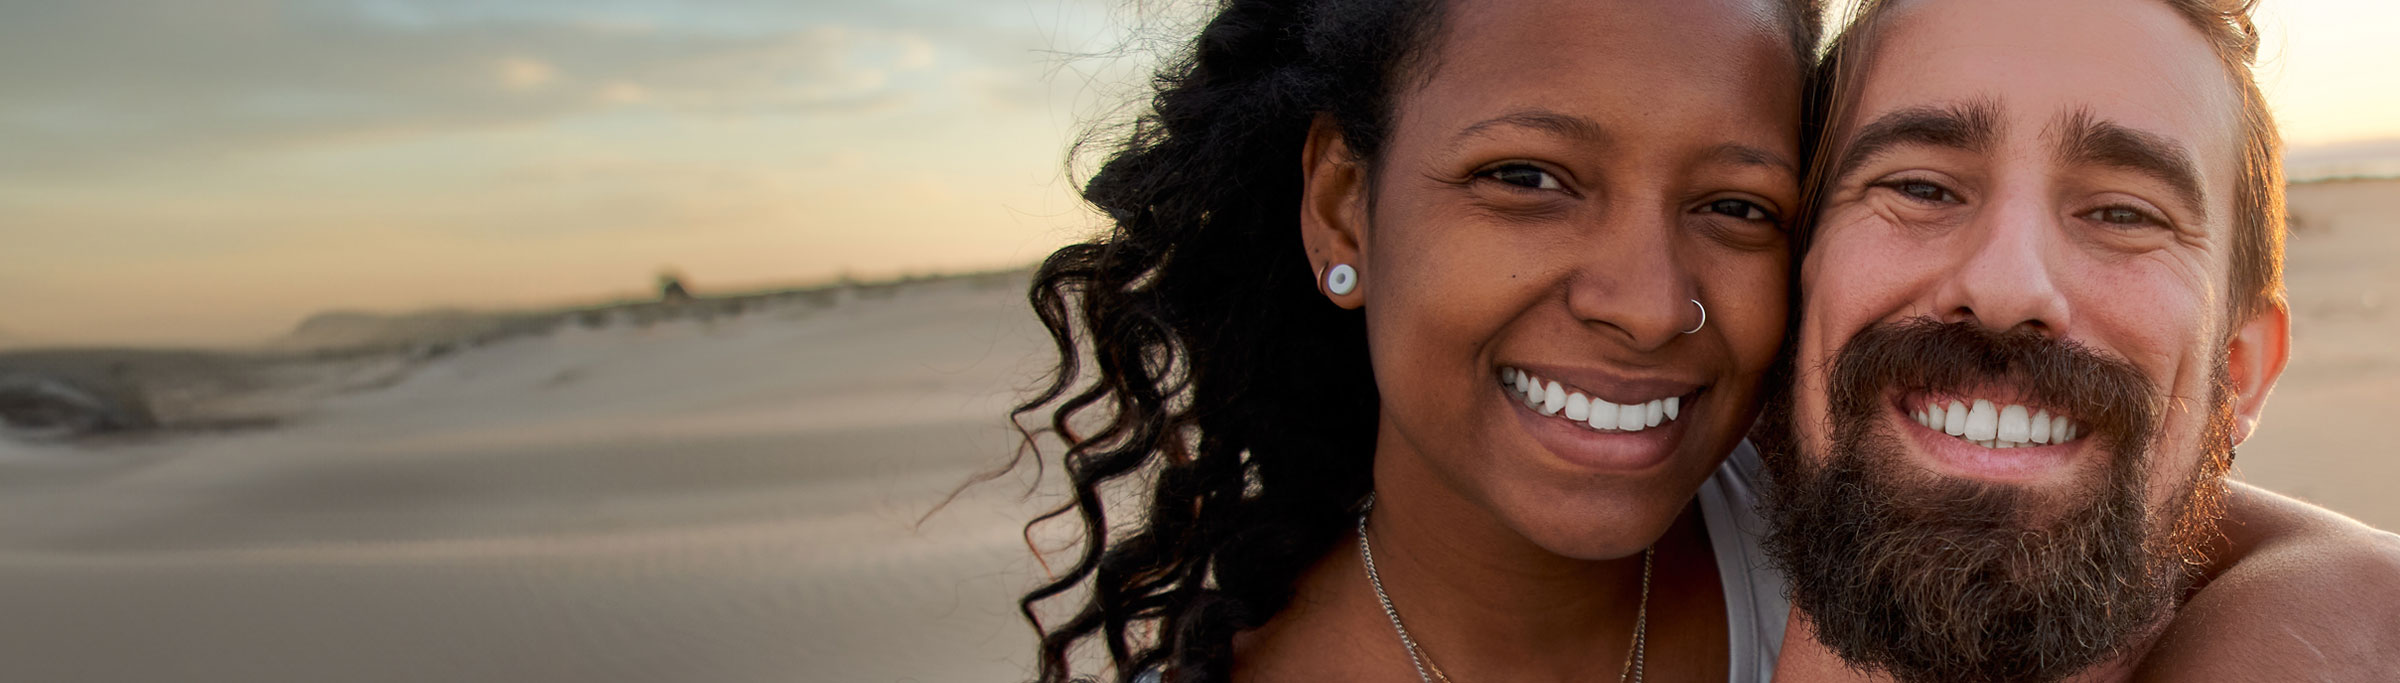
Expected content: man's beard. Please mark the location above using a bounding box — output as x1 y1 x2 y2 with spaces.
1754 318 2236 683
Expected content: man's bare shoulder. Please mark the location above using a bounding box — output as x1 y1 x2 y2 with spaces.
2132 481 2400 681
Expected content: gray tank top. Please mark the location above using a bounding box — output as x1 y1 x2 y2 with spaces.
1694 439 1791 683
1136 442 1789 683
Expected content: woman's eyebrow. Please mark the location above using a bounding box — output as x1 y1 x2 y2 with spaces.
1830 99 2002 181
1455 109 1613 145
1709 142 1797 176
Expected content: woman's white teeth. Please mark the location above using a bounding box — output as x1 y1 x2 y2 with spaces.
1500 367 1680 434
1590 398 1619 430
1910 398 2079 449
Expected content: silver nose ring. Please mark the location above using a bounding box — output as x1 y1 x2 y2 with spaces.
1681 299 1706 335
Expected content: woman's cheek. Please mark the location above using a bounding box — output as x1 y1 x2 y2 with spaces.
1711 249 1791 377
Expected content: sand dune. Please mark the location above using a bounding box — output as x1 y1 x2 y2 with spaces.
0 180 2389 682
0 274 1061 682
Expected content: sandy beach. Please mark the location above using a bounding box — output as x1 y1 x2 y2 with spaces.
2229 177 2400 527
0 274 1063 681
0 179 2393 682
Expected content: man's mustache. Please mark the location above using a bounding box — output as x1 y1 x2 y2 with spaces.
1826 317 2162 456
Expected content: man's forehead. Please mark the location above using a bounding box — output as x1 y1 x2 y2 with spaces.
1844 0 2240 178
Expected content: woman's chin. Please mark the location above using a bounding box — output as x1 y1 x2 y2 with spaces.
1491 490 1687 561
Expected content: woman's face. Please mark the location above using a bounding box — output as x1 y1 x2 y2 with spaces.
1306 0 1803 558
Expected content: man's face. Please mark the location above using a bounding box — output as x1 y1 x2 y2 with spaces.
1765 0 2263 680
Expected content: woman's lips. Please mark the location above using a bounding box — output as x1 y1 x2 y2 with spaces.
1500 366 1685 433
1497 365 1701 472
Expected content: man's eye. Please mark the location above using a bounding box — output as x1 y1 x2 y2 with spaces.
1893 181 1955 203
1703 198 1774 222
1479 165 1562 190
2084 205 2158 226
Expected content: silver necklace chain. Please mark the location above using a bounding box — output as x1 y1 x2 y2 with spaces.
1356 494 1651 683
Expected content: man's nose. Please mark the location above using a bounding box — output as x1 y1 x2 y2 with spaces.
1930 196 2071 336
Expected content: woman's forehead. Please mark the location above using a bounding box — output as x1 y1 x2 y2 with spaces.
1395 0 1805 150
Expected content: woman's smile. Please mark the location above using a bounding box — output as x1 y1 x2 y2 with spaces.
1499 364 1705 472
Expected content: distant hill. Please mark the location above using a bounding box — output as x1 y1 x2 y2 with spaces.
268 268 1032 355
0 269 1034 443
2290 138 2400 182
278 309 541 354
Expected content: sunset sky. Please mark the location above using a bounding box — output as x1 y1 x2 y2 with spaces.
4 0 2396 347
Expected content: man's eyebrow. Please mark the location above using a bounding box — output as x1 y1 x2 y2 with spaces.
1831 100 2002 182
1456 110 1611 145
2053 108 2208 221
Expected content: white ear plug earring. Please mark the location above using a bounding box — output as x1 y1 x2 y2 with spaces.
1326 263 1357 296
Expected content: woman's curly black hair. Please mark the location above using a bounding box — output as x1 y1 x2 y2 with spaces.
1008 1 1823 680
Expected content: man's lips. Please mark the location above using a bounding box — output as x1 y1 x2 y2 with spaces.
1886 392 2091 481
1900 392 2083 448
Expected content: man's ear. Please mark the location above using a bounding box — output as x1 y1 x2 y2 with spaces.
1300 113 1370 309
2225 298 2292 445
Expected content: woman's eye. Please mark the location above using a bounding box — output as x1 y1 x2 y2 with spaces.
1479 165 1562 190
1704 198 1774 222
2084 205 2157 227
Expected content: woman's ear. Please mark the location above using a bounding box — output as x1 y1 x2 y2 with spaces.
2225 299 2292 446
1300 113 1370 309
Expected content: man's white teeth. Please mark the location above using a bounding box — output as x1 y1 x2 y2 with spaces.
1997 404 2030 442
1500 367 1680 434
1910 398 2079 449
1963 399 1998 441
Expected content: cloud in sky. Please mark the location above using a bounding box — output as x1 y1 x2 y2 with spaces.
0 0 1088 181
0 0 1146 346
